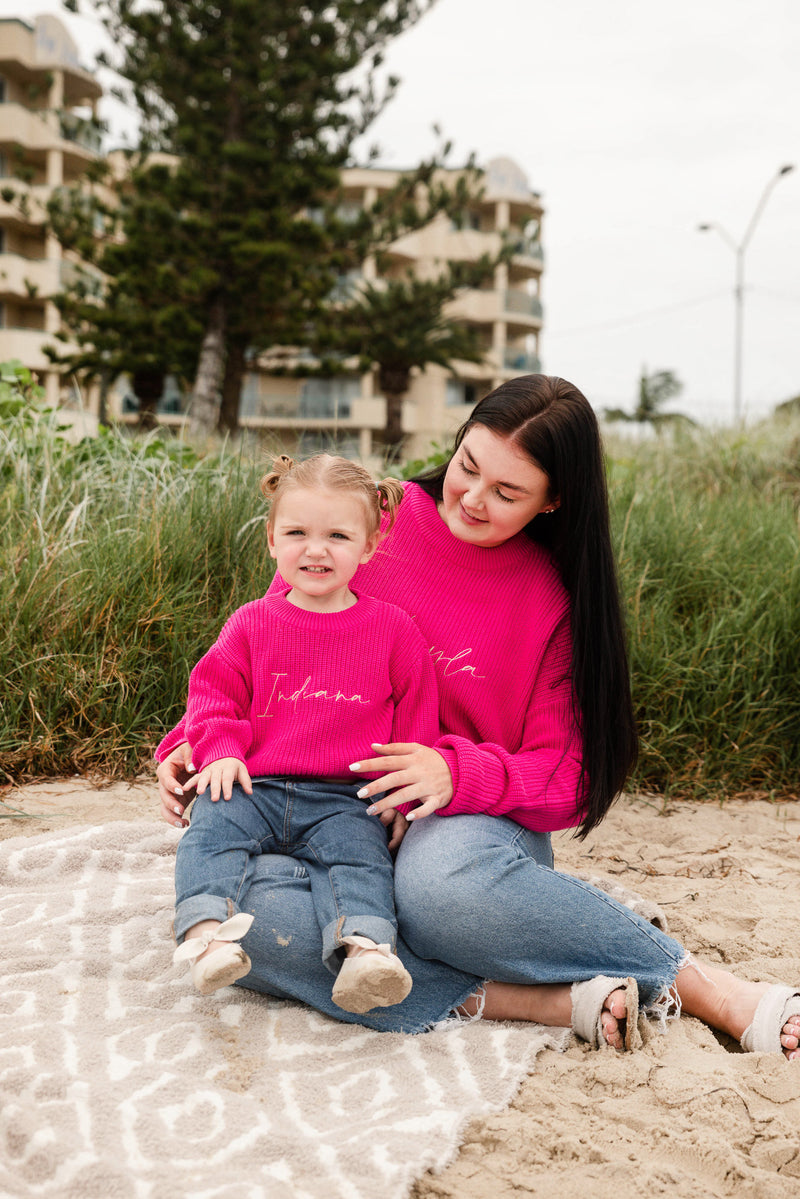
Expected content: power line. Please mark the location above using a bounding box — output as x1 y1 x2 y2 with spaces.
546 290 730 337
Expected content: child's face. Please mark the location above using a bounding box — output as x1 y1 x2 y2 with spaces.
268 487 379 611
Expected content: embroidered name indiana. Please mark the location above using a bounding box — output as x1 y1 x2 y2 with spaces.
259 673 371 717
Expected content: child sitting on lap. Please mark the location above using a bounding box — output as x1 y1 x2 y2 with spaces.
158 453 442 1014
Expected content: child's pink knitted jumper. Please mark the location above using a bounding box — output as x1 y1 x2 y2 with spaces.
157 593 439 787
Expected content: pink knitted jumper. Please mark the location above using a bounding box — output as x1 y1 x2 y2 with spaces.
158 483 585 831
156 592 439 788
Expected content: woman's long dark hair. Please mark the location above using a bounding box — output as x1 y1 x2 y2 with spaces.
413 374 638 837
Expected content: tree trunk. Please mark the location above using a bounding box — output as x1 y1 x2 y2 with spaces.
217 340 247 434
189 297 227 437
378 365 411 457
382 390 406 456
132 368 165 430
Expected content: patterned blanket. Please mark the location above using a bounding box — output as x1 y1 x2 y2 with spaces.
0 821 567 1199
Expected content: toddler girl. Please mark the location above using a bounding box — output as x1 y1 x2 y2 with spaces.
159 454 441 1014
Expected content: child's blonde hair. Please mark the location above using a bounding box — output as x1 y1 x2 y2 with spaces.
260 454 404 538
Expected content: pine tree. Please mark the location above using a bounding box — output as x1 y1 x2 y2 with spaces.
61 0 461 435
312 251 506 454
46 158 205 426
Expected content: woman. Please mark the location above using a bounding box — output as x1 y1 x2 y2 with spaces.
157 375 800 1057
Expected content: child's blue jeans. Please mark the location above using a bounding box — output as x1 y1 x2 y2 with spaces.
174 777 397 974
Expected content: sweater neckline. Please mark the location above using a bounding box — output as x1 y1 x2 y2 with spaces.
403 482 540 573
264 589 380 628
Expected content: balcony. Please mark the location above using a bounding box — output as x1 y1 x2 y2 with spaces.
240 376 362 422
0 182 50 227
59 112 103 155
0 102 53 151
0 103 101 163
502 347 542 374
504 290 543 320
509 237 544 264
0 327 54 371
449 288 499 324
0 252 59 299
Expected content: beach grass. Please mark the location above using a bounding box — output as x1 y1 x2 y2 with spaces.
2 369 798 798
608 421 799 798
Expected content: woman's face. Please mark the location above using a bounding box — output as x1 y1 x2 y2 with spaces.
439 425 557 548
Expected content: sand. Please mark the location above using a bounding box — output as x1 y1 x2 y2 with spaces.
2 778 799 1197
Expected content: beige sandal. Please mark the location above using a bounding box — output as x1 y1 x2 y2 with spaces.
174 912 254 995
740 985 800 1054
571 975 640 1051
331 934 413 1014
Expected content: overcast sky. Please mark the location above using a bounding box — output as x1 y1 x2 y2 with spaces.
5 0 799 423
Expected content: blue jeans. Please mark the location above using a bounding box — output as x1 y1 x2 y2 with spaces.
174 778 400 974
225 813 687 1033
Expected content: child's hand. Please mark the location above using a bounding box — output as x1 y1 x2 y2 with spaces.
188 758 253 803
379 808 409 854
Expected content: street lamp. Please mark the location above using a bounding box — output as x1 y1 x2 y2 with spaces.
698 163 794 424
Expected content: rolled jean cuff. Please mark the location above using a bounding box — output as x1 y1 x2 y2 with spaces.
174 894 237 944
321 915 399 975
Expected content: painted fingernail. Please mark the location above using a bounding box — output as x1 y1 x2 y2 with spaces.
173 785 184 796
173 806 182 815
349 763 361 772
366 804 377 815
405 813 416 821
357 788 369 799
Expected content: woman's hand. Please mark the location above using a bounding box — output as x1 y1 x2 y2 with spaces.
157 742 197 827
350 743 454 822
187 757 253 804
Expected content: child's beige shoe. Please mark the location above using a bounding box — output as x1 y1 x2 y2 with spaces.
332 934 413 1014
173 912 254 995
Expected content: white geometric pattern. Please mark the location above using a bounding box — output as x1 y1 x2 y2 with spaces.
0 822 565 1199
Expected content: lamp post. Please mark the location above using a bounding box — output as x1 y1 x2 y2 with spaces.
698 163 794 424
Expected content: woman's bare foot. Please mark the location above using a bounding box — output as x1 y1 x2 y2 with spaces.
462 981 629 1050
675 960 800 1060
599 988 629 1051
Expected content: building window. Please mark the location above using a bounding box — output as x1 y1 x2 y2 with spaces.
0 152 7 177
0 302 6 328
445 379 478 408
299 376 359 419
298 430 360 458
0 76 6 103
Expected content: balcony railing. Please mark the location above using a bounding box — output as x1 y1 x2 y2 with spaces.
502 348 542 374
240 375 361 420
59 113 103 155
509 237 544 262
504 290 543 320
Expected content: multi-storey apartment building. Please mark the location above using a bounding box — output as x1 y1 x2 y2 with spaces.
240 156 544 463
0 13 101 407
1 15 545 463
